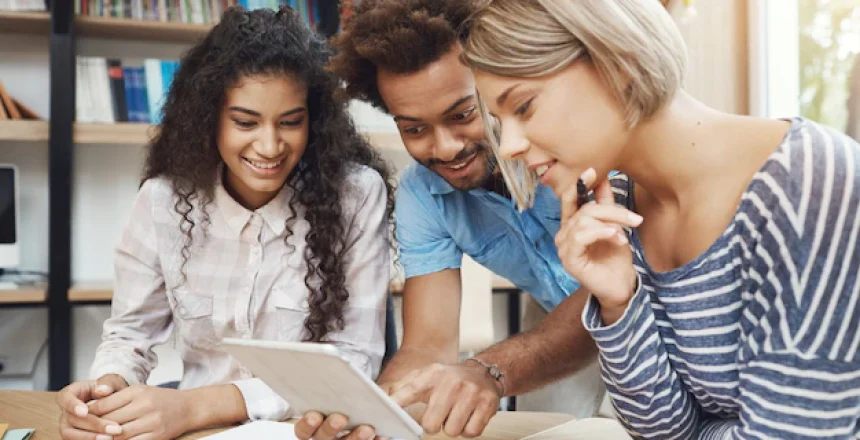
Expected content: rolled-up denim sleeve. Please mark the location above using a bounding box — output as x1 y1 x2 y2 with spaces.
395 173 462 279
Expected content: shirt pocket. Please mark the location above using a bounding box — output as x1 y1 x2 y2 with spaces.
272 289 310 342
168 289 219 349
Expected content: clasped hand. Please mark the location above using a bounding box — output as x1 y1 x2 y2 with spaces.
58 374 194 440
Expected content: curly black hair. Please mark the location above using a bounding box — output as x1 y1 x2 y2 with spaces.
329 0 477 113
142 6 395 343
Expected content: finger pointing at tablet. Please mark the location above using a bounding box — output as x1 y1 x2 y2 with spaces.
389 363 500 438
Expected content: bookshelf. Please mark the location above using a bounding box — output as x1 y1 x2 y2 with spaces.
0 11 211 44
0 284 47 304
76 16 212 43
0 2 408 391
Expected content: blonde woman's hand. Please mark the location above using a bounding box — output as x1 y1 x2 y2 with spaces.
556 168 642 325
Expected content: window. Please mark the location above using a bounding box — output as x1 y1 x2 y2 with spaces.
752 0 860 139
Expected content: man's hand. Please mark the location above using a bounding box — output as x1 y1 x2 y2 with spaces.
388 362 501 438
57 374 129 440
86 384 195 440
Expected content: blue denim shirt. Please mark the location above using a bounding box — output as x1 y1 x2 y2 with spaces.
395 162 580 311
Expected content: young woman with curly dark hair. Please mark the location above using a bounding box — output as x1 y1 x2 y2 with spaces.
55 6 395 440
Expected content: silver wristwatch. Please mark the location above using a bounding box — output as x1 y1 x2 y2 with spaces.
466 357 506 397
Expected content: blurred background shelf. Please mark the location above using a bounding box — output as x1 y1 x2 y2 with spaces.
0 120 49 143
0 11 50 37
68 282 113 303
0 284 47 304
0 11 211 43
0 121 405 151
76 15 212 43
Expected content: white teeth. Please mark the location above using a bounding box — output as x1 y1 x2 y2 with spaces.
246 159 282 170
536 164 549 177
446 153 476 171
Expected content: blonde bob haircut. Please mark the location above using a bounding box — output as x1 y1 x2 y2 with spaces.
462 0 688 208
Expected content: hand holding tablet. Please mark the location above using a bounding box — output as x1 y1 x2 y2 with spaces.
220 338 423 440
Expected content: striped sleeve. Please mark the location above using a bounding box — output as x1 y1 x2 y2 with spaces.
583 285 704 439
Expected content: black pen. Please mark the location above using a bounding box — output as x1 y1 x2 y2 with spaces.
576 178 589 208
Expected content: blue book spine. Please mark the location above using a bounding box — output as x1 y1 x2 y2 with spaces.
161 61 173 115
136 68 151 123
128 67 140 122
122 67 137 122
135 67 148 123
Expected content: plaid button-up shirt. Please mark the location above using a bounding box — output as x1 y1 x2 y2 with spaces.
91 166 389 421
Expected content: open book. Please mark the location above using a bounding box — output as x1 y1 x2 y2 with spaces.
203 421 298 439
522 417 632 440
203 417 632 440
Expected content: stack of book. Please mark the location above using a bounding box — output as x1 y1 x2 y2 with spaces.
74 0 330 29
0 0 46 11
76 57 180 124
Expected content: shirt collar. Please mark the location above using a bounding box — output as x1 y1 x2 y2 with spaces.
215 170 290 236
425 168 457 195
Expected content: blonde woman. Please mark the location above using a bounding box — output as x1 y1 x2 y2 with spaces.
462 0 860 438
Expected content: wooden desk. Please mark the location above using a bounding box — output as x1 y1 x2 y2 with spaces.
0 391 573 440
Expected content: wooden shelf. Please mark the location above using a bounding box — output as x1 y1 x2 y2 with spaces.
0 12 211 43
76 15 212 43
0 121 405 151
69 281 114 303
0 283 47 304
0 11 50 37
0 120 49 142
74 122 156 144
72 123 405 151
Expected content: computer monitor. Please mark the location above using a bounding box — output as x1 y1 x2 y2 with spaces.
0 165 20 270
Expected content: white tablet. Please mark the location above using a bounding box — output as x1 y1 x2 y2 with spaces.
220 338 424 440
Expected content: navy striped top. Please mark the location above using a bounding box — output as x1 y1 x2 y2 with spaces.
583 118 860 439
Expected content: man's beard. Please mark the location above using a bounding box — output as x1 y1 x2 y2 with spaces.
418 143 498 191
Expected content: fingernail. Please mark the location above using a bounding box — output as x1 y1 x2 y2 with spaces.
360 427 374 440
629 213 643 224
74 405 88 417
106 425 122 435
580 168 596 180
307 415 320 427
97 384 112 394
332 417 347 431
96 435 111 440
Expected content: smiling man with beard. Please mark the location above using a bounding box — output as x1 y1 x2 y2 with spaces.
292 1 604 440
